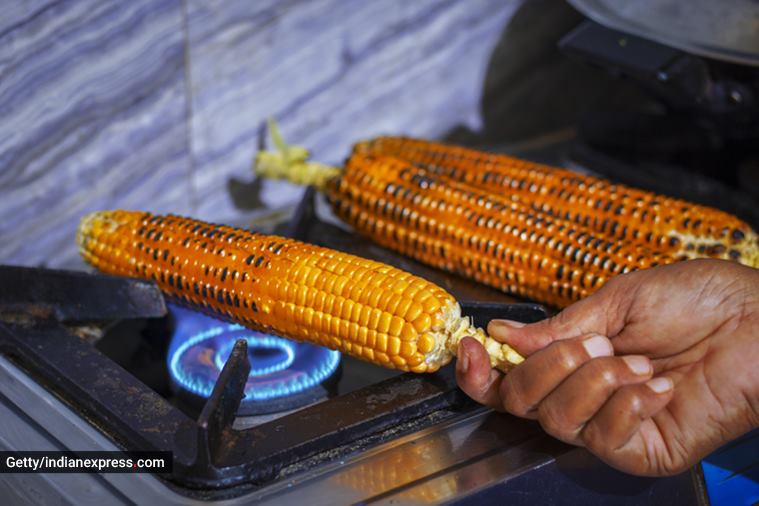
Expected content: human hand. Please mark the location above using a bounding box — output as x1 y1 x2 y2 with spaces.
456 259 759 476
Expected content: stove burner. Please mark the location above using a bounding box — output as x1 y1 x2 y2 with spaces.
167 305 341 415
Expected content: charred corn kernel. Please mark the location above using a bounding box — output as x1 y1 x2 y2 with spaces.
78 210 521 372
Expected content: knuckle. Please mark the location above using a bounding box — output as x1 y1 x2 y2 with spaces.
594 359 620 388
581 419 603 450
500 377 531 416
552 342 581 371
620 387 643 413
537 403 571 440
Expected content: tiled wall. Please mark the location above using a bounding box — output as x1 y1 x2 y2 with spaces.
0 0 521 268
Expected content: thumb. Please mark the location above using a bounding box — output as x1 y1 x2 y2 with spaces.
488 284 630 356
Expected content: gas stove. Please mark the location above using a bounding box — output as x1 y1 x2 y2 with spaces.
0 188 709 505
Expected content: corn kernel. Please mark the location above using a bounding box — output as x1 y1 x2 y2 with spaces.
412 313 432 333
388 315 404 337
417 334 435 354
388 336 401 356
377 312 392 334
376 333 388 352
400 322 417 341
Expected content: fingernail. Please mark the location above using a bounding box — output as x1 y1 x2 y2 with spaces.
491 319 526 329
457 342 470 374
622 355 651 376
582 334 613 358
646 377 673 394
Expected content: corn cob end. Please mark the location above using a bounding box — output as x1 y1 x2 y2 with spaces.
77 210 118 256
253 119 341 189
432 300 524 372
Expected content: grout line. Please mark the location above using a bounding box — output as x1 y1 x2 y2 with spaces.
180 0 199 214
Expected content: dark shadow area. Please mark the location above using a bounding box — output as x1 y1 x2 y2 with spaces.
444 0 652 148
227 175 265 210
445 0 759 228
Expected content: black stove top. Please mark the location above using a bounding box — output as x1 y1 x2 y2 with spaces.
0 189 547 498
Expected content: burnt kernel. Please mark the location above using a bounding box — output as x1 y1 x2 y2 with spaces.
732 229 746 241
729 249 741 260
226 292 233 305
217 290 225 304
234 294 240 307
556 264 564 280
251 301 258 313
245 255 255 265
163 250 169 261
708 244 727 255
168 274 174 286
254 256 265 267
220 267 228 282
193 283 200 295
697 245 706 254
668 236 680 247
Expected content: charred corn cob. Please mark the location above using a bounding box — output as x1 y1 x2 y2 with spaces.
353 136 759 265
329 154 676 307
254 124 758 308
77 210 523 372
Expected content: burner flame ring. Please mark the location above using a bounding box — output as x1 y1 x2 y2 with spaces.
167 306 341 414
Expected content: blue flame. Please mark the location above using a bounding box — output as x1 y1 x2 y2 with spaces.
167 305 340 402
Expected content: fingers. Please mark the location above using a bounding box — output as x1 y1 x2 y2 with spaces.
581 377 674 459
487 276 633 356
535 355 653 444
499 334 613 417
456 337 506 411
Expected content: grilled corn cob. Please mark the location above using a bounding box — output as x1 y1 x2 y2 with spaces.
77 210 523 372
329 154 676 307
254 125 759 308
353 136 759 265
